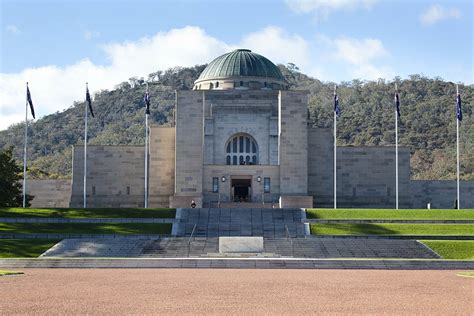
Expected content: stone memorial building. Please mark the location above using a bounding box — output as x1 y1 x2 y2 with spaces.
62 49 473 209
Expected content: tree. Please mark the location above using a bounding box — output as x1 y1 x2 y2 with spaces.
0 147 33 207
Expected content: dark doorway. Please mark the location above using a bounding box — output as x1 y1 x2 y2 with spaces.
232 178 251 202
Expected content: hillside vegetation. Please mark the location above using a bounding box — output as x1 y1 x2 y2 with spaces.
0 64 472 180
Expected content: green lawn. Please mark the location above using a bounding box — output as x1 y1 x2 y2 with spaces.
0 239 59 258
310 223 474 236
420 240 474 260
306 209 474 220
0 223 172 235
0 208 176 219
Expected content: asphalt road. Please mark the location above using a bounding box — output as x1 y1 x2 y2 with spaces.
1 269 472 315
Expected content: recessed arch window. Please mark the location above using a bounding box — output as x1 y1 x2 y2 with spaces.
225 134 258 165
216 81 219 88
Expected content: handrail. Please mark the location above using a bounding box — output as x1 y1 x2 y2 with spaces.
187 223 197 257
285 224 294 254
285 224 291 241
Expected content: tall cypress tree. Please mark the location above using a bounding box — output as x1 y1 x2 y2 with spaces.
0 147 33 207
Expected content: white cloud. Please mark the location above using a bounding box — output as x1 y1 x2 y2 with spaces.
318 35 393 80
0 26 231 130
0 25 393 130
240 26 312 70
6 24 20 34
286 0 376 19
420 4 461 26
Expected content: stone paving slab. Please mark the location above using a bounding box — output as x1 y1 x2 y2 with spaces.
40 238 157 257
0 258 472 270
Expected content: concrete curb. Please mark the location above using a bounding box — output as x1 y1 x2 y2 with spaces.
0 258 473 270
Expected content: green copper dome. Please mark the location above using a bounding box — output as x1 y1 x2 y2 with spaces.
197 49 286 82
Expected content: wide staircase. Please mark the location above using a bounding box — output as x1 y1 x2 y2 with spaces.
140 237 438 259
138 207 439 259
174 208 306 238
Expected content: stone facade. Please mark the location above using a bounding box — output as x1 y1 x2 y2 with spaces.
149 127 175 207
411 180 474 209
70 145 145 208
63 50 474 210
66 89 474 210
26 179 71 208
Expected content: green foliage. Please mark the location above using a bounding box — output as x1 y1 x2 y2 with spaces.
420 240 474 260
0 147 33 207
0 64 471 180
306 209 474 220
0 207 176 218
310 223 474 236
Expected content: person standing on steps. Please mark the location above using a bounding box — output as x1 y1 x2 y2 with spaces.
190 200 196 208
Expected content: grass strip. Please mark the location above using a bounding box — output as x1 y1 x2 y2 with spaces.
306 209 474 220
0 270 24 276
0 208 176 219
310 223 474 236
0 239 60 258
0 223 172 235
420 240 474 260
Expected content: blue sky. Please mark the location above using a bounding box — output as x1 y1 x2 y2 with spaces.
0 0 472 129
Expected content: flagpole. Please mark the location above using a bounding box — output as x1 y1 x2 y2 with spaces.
144 83 149 208
83 83 88 208
395 84 399 210
333 85 337 209
456 84 460 210
22 83 29 208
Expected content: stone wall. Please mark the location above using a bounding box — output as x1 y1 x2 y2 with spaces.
70 145 145 207
411 180 474 209
308 128 412 208
149 127 175 207
278 90 309 195
308 128 333 202
26 179 71 208
172 90 204 207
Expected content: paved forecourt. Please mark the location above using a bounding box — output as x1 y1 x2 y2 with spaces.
0 269 472 315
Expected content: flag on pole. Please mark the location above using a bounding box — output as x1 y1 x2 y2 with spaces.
334 92 341 116
394 92 401 118
86 86 95 118
144 91 151 115
456 91 462 121
26 85 35 119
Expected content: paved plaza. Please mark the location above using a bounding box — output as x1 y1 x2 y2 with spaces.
0 269 472 315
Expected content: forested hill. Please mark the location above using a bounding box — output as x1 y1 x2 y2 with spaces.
0 64 472 180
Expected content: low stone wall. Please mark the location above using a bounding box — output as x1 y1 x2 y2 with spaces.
26 179 71 208
411 180 474 209
70 145 145 208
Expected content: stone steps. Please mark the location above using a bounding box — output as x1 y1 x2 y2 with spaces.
139 237 440 259
175 208 305 238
